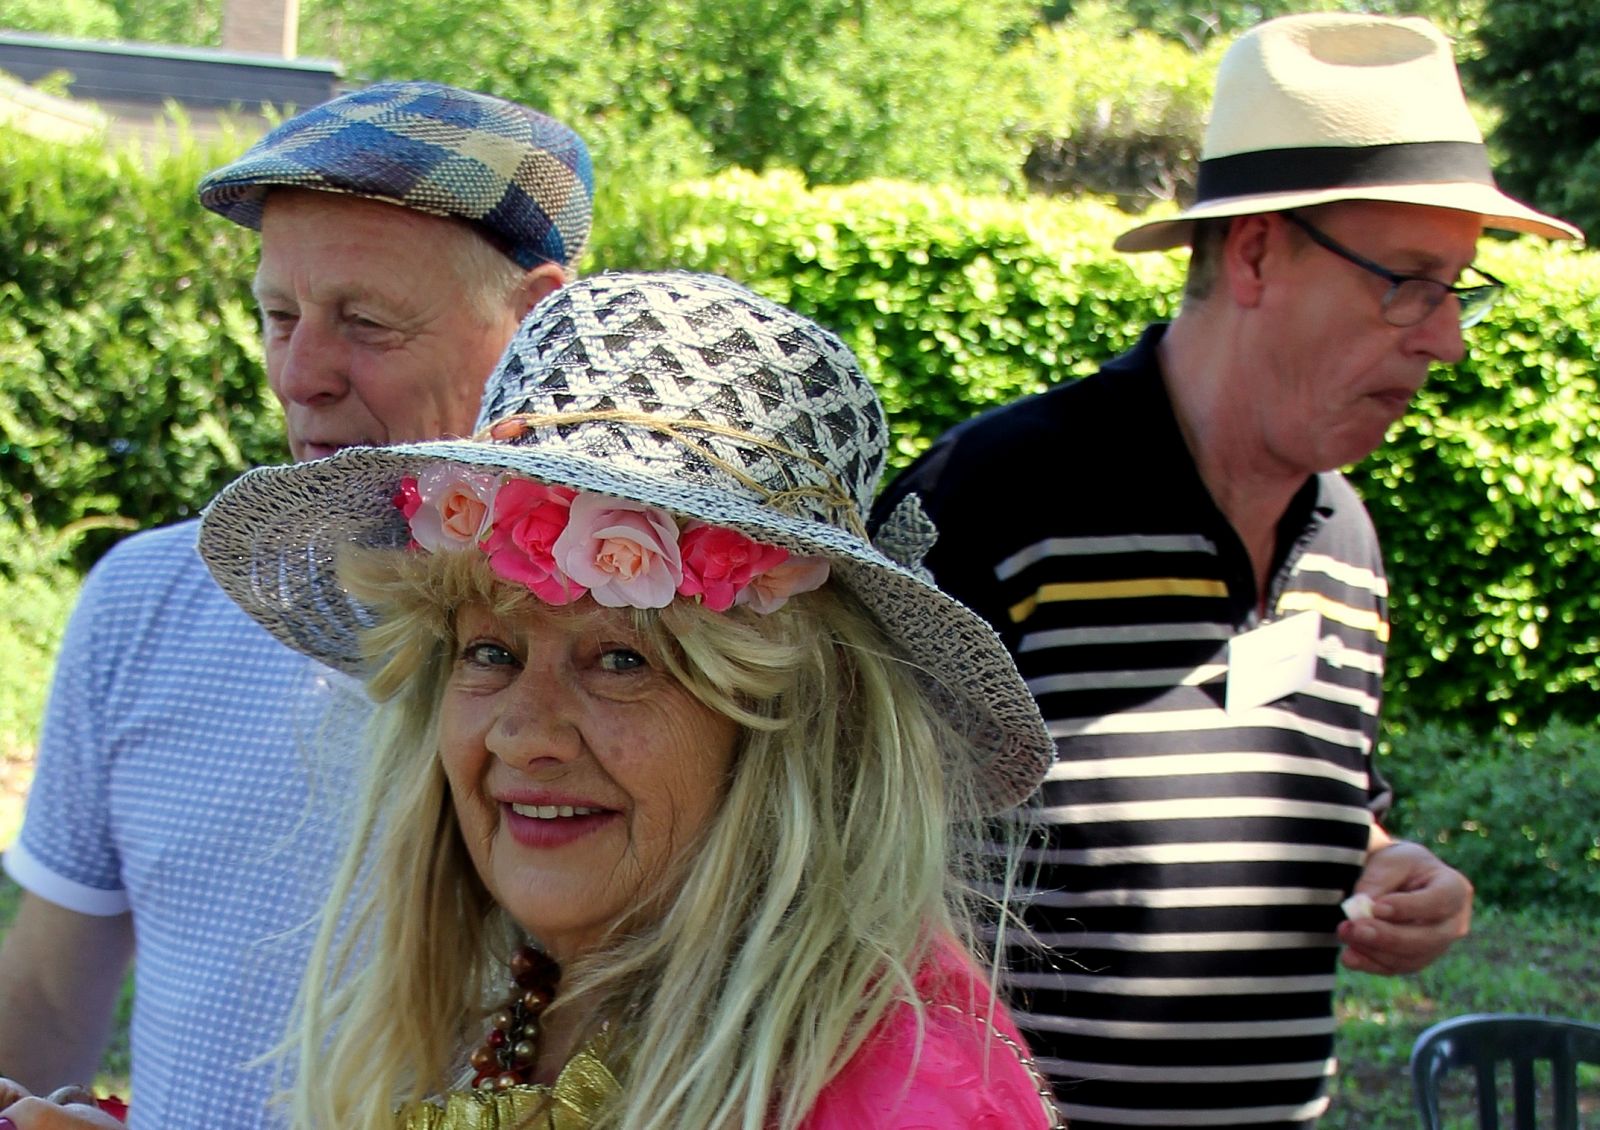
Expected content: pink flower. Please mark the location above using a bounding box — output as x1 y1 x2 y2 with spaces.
554 493 683 609
405 466 501 552
481 479 586 605
736 555 830 613
394 476 423 520
678 522 790 612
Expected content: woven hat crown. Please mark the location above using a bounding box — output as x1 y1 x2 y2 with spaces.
474 273 888 538
198 81 593 268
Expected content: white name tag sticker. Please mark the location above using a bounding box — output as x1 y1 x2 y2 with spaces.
1225 610 1321 715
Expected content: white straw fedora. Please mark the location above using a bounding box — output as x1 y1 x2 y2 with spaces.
1114 12 1582 252
197 271 1054 813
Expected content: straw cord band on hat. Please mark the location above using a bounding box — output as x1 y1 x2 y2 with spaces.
478 409 870 539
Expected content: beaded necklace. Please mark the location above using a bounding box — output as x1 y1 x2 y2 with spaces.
469 945 562 1090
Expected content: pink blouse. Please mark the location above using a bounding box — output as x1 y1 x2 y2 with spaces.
801 943 1057 1129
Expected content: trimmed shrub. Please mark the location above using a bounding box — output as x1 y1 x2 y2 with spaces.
1380 719 1600 914
0 124 284 570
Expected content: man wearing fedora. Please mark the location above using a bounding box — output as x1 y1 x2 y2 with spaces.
0 83 592 1129
874 12 1580 1129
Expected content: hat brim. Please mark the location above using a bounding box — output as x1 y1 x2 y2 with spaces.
199 444 1054 813
1114 181 1584 252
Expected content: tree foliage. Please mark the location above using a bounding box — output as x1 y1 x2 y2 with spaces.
1465 0 1600 243
296 0 1037 192
1 0 120 39
1014 3 1221 207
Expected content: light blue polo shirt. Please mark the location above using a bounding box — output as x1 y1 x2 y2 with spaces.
7 520 367 1130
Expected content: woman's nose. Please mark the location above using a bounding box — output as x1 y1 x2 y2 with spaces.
485 668 583 769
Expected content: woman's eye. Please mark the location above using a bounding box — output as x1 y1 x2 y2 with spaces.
461 641 517 669
599 648 647 674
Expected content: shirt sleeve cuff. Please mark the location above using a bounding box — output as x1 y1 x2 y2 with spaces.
3 842 131 916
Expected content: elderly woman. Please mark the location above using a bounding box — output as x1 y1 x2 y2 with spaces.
0 273 1059 1130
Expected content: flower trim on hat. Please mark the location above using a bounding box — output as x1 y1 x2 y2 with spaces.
394 465 829 613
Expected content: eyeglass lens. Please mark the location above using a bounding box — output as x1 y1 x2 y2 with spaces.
1383 277 1501 330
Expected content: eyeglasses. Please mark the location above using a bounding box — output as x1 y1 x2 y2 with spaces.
1283 212 1506 329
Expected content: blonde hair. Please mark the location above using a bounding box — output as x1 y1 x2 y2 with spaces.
289 548 1012 1130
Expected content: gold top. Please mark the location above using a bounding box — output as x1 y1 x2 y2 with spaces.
394 1045 620 1130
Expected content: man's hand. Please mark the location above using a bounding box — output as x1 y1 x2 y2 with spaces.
1337 832 1473 975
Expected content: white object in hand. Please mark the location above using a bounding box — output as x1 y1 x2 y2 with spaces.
1342 892 1376 920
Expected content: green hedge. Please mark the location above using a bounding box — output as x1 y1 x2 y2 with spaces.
4 141 1599 728
1380 719 1600 914
0 125 283 570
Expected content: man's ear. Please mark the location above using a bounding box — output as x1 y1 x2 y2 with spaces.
1222 213 1274 310
514 262 568 318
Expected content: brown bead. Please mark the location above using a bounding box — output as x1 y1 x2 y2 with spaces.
512 1039 537 1064
493 1073 521 1091
522 986 554 1013
511 946 560 989
470 1046 497 1071
490 1009 516 1033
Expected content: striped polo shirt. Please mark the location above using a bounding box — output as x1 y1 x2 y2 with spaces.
872 326 1389 1129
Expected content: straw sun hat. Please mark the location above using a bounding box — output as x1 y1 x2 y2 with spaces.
198 271 1054 813
1114 12 1581 252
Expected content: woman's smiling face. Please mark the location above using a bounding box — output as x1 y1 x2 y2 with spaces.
439 599 740 959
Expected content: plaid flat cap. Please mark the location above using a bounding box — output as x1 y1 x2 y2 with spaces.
198 81 593 269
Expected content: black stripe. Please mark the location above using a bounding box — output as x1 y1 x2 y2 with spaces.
1196 140 1494 201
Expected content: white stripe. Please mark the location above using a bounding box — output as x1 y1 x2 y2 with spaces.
1009 885 1345 909
1017 1011 1338 1038
1058 1097 1331 1125
1017 930 1336 952
1296 551 1387 596
1323 641 1384 674
1039 1056 1336 1083
1304 676 1380 715
1008 971 1338 995
1043 751 1369 789
1019 621 1232 653
1035 796 1372 826
1028 664 1227 695
1007 840 1368 867
1050 704 1367 749
996 533 1217 580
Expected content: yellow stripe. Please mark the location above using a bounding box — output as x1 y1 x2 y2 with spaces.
1010 578 1228 624
1278 590 1389 641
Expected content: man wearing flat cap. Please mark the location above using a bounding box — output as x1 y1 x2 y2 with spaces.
875 13 1580 1129
0 82 592 1129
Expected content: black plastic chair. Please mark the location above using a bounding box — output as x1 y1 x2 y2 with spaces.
1411 1013 1600 1130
